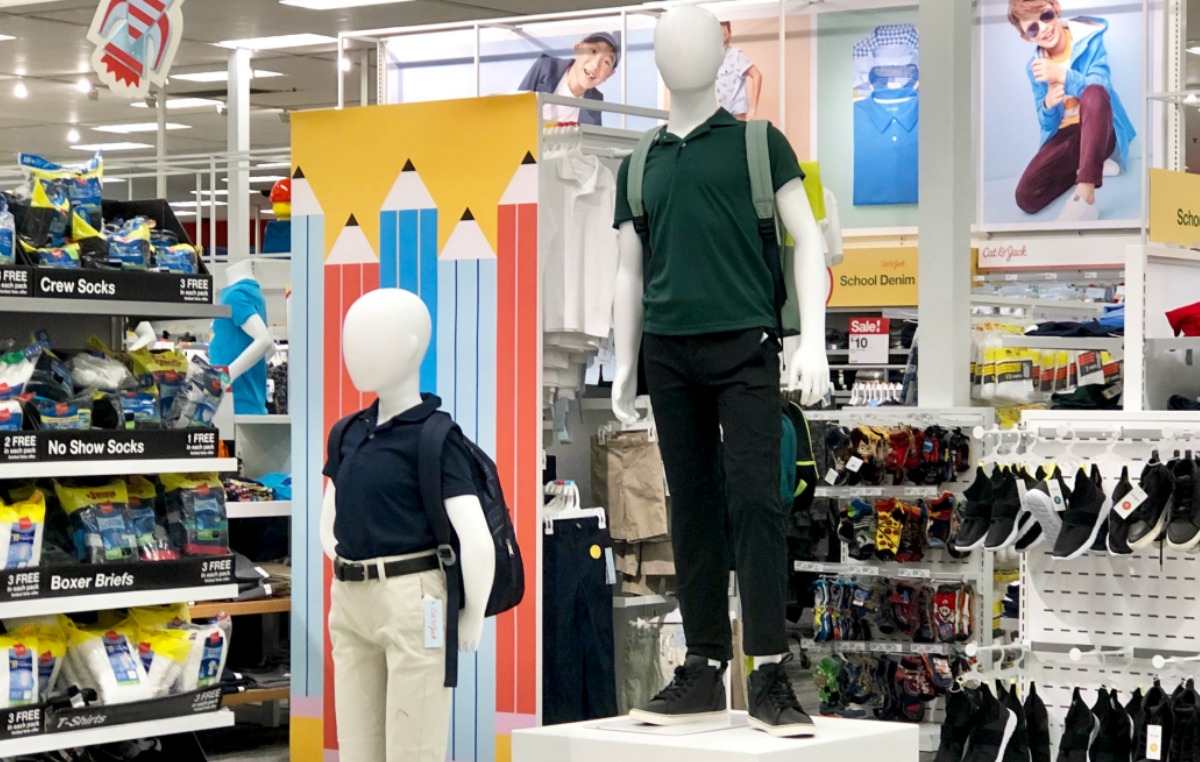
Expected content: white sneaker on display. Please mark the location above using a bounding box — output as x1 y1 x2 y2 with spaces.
1057 195 1100 223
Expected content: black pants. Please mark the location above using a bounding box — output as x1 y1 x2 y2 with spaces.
644 329 788 661
542 517 617 724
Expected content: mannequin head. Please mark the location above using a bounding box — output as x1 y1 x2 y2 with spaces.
224 259 257 286
655 6 724 94
342 289 431 395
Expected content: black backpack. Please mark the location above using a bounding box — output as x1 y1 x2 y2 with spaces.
418 412 525 687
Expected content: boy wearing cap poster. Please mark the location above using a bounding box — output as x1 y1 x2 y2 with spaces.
518 31 620 126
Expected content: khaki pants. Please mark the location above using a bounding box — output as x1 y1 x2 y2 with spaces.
329 561 452 762
605 431 669 542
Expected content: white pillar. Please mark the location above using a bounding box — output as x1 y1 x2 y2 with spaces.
917 0 974 406
227 48 252 257
156 85 167 198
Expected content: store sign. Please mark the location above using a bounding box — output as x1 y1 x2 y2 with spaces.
88 0 187 99
1149 168 1200 249
977 235 1134 270
0 429 218 465
0 556 233 604
849 317 890 365
0 266 212 303
825 247 918 308
47 687 222 734
0 705 42 742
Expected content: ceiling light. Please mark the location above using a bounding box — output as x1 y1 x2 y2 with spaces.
340 56 352 72
75 77 92 94
66 128 80 144
0 34 16 42
0 0 67 5
71 142 153 152
191 189 230 197
101 177 126 184
255 161 291 169
215 33 336 51
172 211 197 218
281 0 414 8
92 122 191 134
170 69 284 83
223 175 288 184
171 201 227 208
1188 93 1199 105
12 81 27 99
1188 46 1200 55
131 97 223 110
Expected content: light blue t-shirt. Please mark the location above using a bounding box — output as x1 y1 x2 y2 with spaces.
210 279 269 415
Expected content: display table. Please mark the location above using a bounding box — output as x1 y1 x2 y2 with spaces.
512 712 920 762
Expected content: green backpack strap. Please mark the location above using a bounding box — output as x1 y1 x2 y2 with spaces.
745 120 775 222
627 125 666 222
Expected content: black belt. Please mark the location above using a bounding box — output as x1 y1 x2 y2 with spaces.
333 553 439 582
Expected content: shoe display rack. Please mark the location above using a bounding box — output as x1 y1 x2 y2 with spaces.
797 408 997 746
975 409 1200 750
0 293 239 755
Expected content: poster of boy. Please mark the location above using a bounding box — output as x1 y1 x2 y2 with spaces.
980 0 1143 228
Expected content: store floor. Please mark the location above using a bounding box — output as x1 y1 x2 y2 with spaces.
199 725 289 761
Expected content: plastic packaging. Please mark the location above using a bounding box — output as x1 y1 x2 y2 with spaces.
166 357 229 429
20 177 70 248
0 345 37 400
118 385 161 430
69 351 136 393
130 348 188 420
26 334 72 402
125 476 177 561
1 489 45 569
20 240 81 269
65 622 151 705
135 628 192 697
34 620 65 699
55 479 137 563
154 244 199 275
0 400 22 432
178 626 228 692
128 603 191 631
162 473 229 556
0 628 37 708
72 212 110 269
107 218 152 270
34 391 94 430
0 196 14 267
19 151 103 231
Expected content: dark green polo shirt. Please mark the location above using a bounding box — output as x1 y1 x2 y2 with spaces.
614 109 804 336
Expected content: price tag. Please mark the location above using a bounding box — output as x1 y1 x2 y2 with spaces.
846 456 864 473
849 317 891 365
1082 271 1099 280
1004 273 1019 281
896 568 930 579
860 487 882 497
903 487 928 498
1046 476 1066 509
1148 725 1163 760
912 644 945 655
795 561 820 573
871 643 904 654
1113 484 1149 519
849 565 879 577
842 642 870 653
825 468 840 485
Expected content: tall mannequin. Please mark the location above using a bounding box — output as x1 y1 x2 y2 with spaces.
209 259 274 414
612 6 829 738
320 288 494 762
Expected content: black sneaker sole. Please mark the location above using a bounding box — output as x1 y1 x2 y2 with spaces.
748 715 817 738
1128 507 1170 550
629 708 728 726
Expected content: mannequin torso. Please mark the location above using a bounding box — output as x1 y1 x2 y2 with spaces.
210 260 275 414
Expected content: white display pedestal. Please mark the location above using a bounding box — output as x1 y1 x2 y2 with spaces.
512 712 919 762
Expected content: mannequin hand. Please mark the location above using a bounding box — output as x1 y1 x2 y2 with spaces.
612 368 642 425
787 343 831 406
458 607 485 653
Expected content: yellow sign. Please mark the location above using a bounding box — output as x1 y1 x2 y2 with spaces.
826 247 918 308
1149 168 1200 248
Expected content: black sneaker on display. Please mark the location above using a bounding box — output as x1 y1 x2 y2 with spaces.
935 687 980 762
962 685 1017 762
1089 464 1112 553
1025 683 1052 762
629 655 728 726
1171 680 1200 762
1092 689 1134 762
1014 468 1046 552
984 470 1024 551
747 654 816 738
1108 466 1136 556
1136 681 1174 762
1051 469 1112 561
998 681 1030 762
1128 461 1175 551
1022 469 1067 553
1057 687 1101 762
953 467 995 552
1167 458 1200 552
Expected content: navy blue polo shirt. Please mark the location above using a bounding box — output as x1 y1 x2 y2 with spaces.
322 394 477 562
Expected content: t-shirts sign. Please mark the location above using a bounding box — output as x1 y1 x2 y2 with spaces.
849 317 890 365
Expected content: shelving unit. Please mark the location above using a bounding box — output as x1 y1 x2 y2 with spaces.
0 297 231 319
3 584 240 619
191 597 291 618
223 688 290 707
0 711 235 757
234 414 291 425
226 500 292 519
998 335 1124 352
0 457 237 480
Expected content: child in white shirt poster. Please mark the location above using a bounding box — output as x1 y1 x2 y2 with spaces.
717 21 763 121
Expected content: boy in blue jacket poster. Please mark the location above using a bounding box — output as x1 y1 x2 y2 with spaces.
518 32 619 126
1009 0 1135 222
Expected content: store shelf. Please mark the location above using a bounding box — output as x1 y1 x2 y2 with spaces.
0 584 240 619
579 397 651 412
0 297 229 320
827 364 908 370
1147 337 1200 351
999 335 1123 351
222 687 290 707
190 597 291 618
971 295 1107 314
226 500 291 519
799 639 958 655
0 457 237 479
814 485 944 499
825 348 912 357
793 561 981 581
613 594 674 609
0 709 234 757
234 414 291 425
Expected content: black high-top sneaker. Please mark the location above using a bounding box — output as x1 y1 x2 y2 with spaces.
999 681 1030 762
954 467 995 552
1108 466 1136 556
1170 679 1200 762
1089 464 1112 553
984 470 1024 551
936 687 981 762
1128 461 1175 551
630 655 727 726
1022 467 1067 553
1052 469 1112 561
963 685 1017 762
1136 681 1174 762
1092 689 1134 762
1025 682 1052 762
747 654 816 738
1167 457 1200 552
1057 687 1101 762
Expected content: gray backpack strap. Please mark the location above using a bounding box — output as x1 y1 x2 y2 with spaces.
627 125 665 220
746 120 775 222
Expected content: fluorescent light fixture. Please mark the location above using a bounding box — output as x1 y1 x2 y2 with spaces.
131 97 223 110
191 190 230 197
172 211 197 218
71 142 153 152
75 77 92 94
0 34 16 42
1188 93 1199 105
223 175 288 184
340 56 352 72
66 128 80 144
215 33 336 51
255 161 291 169
12 81 27 99
281 0 413 8
1189 46 1200 55
171 201 227 208
170 69 283 83
92 122 191 134
101 177 126 184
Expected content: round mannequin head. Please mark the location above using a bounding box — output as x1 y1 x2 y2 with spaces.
655 6 724 94
342 288 431 394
